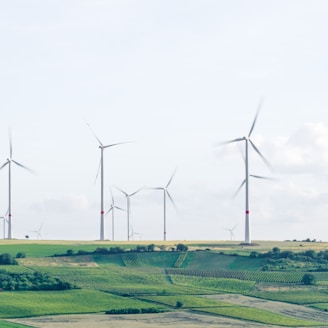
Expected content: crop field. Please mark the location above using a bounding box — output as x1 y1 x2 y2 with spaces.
0 289 163 319
1 240 328 327
140 295 327 326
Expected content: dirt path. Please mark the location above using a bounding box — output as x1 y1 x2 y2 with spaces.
204 294 328 323
7 311 291 328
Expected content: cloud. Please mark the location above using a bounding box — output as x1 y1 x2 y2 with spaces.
271 123 328 174
31 194 89 213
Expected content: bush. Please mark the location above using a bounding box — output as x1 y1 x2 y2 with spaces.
66 249 74 256
147 244 155 252
0 253 17 265
176 244 188 252
301 273 317 285
16 252 26 259
176 301 183 308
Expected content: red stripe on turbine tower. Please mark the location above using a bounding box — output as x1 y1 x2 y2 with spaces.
246 210 250 214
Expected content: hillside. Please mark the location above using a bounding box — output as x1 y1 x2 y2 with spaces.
1 240 328 327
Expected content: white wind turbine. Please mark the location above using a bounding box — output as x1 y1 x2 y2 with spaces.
106 191 125 241
0 131 34 239
32 223 43 240
116 187 143 241
219 102 271 245
88 124 129 241
151 170 177 241
129 225 143 241
225 224 237 241
0 210 8 239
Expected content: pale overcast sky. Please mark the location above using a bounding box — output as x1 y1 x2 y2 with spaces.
1 0 328 241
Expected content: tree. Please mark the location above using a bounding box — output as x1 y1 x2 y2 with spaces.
16 252 26 259
272 247 280 255
147 244 155 252
66 249 74 256
176 244 188 252
0 253 17 265
302 273 316 285
176 301 183 308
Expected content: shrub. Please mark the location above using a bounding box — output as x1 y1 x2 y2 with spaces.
16 252 26 259
176 301 183 308
0 253 17 265
301 273 316 285
176 244 188 252
147 244 155 252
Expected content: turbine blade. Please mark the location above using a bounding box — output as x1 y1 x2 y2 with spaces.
110 189 114 205
130 187 144 197
166 191 177 210
249 140 272 170
233 179 246 198
250 174 276 181
115 186 128 196
105 206 113 215
94 159 101 184
248 99 263 137
166 168 177 188
216 137 245 146
12 160 35 174
9 128 13 159
0 161 9 170
114 206 125 211
103 141 132 149
87 123 103 147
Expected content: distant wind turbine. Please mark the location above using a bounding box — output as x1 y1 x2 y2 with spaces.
32 223 43 240
0 210 8 239
218 101 272 245
106 191 125 241
0 130 34 239
129 225 143 241
151 170 177 241
116 187 143 241
225 224 237 241
88 123 130 241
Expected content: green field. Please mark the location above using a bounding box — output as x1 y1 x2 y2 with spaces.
1 240 328 326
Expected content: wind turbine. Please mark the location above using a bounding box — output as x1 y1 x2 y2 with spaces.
0 210 8 239
88 124 129 241
116 187 143 241
0 131 34 239
129 225 143 241
151 170 177 241
219 101 271 245
32 223 43 240
106 191 125 241
225 224 237 241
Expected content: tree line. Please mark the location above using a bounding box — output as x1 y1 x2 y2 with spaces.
0 270 73 291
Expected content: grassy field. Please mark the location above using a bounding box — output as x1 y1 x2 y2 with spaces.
1 240 328 327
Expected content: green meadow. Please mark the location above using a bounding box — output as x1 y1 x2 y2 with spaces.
0 240 328 326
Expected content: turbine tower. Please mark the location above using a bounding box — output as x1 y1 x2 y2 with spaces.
116 187 143 241
219 101 271 244
0 131 34 239
88 124 128 241
152 170 177 241
106 191 125 241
